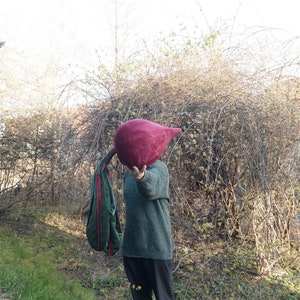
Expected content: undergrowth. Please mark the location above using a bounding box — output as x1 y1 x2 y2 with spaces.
0 204 299 300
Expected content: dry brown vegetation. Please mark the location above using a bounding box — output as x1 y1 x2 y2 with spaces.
1 28 300 298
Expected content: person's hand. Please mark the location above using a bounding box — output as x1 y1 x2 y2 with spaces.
126 165 147 180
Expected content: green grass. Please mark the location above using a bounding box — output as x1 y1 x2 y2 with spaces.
0 213 95 300
0 206 131 300
0 239 95 300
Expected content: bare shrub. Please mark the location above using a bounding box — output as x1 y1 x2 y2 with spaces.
1 26 299 277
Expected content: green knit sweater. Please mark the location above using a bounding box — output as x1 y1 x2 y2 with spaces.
121 160 173 260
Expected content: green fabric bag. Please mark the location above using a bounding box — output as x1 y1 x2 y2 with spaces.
86 149 122 256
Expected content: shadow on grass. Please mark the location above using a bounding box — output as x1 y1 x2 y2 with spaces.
0 209 129 300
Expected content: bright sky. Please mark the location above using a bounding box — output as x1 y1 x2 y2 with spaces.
1 0 299 70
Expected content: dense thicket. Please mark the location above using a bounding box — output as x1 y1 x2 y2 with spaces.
79 69 300 272
1 31 299 275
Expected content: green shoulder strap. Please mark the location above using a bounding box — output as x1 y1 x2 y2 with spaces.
86 149 122 256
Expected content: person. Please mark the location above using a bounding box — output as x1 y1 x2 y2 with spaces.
121 161 175 300
113 118 181 299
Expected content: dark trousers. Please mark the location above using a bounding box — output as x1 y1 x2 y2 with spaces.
123 256 175 300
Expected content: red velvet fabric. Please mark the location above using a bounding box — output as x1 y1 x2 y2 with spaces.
114 119 181 169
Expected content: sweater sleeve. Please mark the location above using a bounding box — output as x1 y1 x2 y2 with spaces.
135 160 169 200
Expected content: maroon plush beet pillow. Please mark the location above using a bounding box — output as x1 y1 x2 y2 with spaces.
114 119 181 169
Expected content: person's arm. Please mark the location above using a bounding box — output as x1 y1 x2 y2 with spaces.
127 162 169 200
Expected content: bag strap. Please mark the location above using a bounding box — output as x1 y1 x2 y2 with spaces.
101 148 117 171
